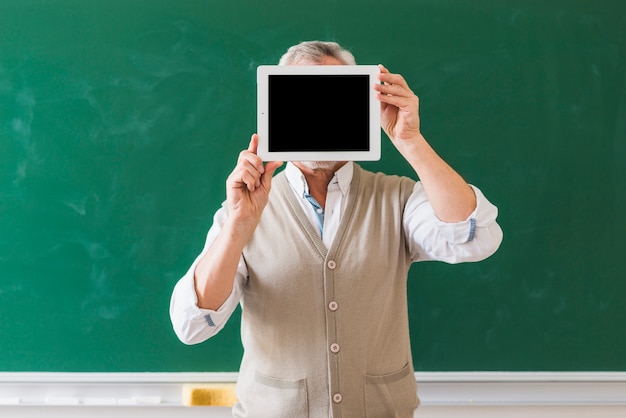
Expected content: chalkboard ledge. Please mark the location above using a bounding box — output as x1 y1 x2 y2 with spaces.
0 372 625 407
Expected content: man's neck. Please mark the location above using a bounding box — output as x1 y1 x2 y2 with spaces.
293 161 348 209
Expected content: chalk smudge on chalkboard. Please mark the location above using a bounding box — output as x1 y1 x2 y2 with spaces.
129 21 213 79
82 266 121 320
62 192 101 217
0 283 23 298
6 84 40 186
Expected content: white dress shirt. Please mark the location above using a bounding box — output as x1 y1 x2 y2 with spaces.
170 162 502 343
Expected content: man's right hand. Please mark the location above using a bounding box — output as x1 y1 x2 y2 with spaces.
193 134 282 311
226 133 283 230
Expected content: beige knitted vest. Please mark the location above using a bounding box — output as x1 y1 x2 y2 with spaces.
234 164 419 418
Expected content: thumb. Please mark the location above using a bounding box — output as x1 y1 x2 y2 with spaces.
261 161 284 187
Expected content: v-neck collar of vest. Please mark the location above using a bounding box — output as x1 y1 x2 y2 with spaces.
276 164 362 259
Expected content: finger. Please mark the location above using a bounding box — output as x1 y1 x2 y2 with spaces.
248 133 259 153
228 167 255 191
377 91 419 110
229 157 262 190
241 172 260 192
377 65 392 92
374 82 415 99
238 170 260 192
376 71 390 113
239 160 264 191
238 149 265 175
378 71 410 89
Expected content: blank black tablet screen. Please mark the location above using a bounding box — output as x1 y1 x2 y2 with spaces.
268 75 370 152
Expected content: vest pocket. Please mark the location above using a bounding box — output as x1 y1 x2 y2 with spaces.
249 371 308 418
364 363 419 418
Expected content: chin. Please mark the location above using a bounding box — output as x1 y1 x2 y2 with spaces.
299 161 344 171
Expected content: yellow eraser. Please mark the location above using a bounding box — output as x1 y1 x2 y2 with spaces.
182 383 238 407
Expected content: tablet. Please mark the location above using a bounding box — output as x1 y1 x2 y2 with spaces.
257 65 381 161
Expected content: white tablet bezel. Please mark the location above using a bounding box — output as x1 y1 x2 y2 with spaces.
257 65 381 161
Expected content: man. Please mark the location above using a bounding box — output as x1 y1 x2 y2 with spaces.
170 41 503 417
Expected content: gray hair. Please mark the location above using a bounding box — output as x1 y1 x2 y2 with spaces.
278 41 356 66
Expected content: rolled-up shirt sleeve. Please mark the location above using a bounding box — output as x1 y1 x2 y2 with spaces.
404 183 503 263
169 207 247 345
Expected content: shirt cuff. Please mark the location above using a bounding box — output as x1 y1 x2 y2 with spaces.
434 185 498 244
177 265 237 328
170 260 240 344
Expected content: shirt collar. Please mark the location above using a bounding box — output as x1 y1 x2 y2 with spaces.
285 162 354 197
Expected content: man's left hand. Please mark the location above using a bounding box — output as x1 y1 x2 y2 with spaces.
375 64 421 144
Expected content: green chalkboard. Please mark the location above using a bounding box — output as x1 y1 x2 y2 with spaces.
1 0 624 372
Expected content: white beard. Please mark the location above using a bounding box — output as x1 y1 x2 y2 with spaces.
297 161 345 171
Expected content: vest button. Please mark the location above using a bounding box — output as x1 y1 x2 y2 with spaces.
328 301 338 311
330 343 340 353
332 393 343 404
327 260 337 270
